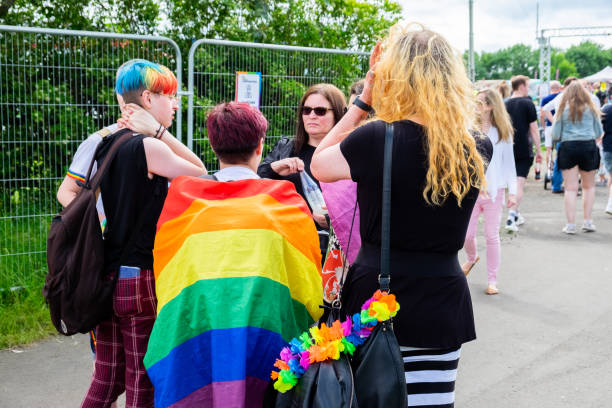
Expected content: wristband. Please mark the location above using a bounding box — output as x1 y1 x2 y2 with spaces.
353 95 373 113
158 127 167 139
154 124 163 138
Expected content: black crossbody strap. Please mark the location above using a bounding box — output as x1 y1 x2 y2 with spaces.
379 122 394 293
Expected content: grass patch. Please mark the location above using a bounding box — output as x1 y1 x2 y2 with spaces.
0 278 56 349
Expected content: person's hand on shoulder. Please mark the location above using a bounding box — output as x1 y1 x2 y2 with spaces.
118 103 160 137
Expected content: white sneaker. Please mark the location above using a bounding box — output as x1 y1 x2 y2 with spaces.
582 221 596 232
505 218 518 233
515 214 525 226
606 198 612 215
562 224 576 234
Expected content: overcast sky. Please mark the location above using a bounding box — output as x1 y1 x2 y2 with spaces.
396 0 612 52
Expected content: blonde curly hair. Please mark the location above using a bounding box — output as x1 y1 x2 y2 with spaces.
371 22 485 206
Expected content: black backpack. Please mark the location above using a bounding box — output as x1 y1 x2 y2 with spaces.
44 129 134 335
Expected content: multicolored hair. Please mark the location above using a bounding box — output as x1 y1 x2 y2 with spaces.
114 59 177 99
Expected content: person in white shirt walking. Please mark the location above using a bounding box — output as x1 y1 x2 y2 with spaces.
463 88 517 295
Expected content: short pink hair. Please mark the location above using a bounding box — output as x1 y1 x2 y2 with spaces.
206 102 268 164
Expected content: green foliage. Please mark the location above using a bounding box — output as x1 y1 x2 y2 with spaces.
0 0 393 346
469 41 610 83
550 52 578 82
0 277 56 349
0 0 161 34
164 0 400 52
565 41 612 78
471 44 539 80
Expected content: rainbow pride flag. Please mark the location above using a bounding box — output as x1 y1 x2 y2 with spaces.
143 176 323 408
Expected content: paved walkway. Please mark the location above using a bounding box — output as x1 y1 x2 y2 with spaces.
1 178 611 407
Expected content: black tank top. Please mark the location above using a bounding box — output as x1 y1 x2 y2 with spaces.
95 133 168 273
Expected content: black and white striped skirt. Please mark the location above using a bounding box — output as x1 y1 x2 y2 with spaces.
401 346 461 408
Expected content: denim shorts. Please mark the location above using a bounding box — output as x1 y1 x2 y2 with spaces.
603 150 612 174
558 140 600 171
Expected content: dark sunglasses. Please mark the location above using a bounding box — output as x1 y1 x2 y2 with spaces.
301 106 331 116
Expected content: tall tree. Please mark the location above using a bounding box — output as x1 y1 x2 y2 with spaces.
549 51 578 83
164 0 401 51
565 41 612 78
470 44 538 80
0 0 161 34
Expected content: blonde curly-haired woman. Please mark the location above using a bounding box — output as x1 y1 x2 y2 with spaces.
462 88 517 295
312 23 492 408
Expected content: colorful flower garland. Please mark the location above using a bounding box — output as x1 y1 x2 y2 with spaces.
270 290 400 393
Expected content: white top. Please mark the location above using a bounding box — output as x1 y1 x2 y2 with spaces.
484 126 517 202
66 123 119 215
542 91 601 112
214 166 260 182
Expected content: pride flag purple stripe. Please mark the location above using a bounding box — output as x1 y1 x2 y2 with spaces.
169 378 269 408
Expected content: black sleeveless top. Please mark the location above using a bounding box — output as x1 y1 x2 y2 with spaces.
96 133 168 274
339 120 492 348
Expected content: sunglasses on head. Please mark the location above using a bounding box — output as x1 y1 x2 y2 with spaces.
301 106 331 116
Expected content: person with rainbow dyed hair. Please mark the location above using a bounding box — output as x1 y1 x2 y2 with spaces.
57 59 205 407
80 59 205 408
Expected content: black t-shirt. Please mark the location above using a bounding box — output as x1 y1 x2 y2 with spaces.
96 134 168 273
339 120 492 348
602 104 612 153
505 97 537 159
340 120 491 252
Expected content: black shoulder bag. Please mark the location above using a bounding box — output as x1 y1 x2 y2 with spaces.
272 123 407 408
349 122 407 407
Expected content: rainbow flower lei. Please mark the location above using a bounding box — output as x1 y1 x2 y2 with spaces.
270 290 400 393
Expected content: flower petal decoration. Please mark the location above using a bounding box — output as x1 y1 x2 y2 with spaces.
270 290 400 393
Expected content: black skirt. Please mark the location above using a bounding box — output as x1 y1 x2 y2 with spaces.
340 245 476 349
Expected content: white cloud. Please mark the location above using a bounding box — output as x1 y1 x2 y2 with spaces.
396 0 612 52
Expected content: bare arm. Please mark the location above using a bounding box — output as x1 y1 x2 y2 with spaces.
311 104 368 182
56 175 81 207
544 110 554 124
311 42 381 182
158 131 206 173
529 121 542 159
120 104 206 173
143 138 206 180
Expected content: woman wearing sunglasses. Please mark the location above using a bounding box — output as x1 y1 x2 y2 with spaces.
258 83 346 259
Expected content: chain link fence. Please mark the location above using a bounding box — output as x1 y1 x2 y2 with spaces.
0 25 181 290
0 26 369 289
187 39 369 171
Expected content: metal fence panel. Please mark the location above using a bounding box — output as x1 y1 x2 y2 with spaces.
187 39 369 171
0 25 181 290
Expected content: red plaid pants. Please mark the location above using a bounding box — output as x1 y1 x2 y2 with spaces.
81 268 157 408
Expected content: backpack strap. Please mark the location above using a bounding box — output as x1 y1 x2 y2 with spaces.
97 127 113 138
87 129 134 190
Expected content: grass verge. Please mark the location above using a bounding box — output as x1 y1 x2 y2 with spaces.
0 278 56 349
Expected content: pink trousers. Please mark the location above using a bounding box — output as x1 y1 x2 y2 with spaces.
464 189 505 284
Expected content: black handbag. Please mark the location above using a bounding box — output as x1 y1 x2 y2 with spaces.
273 309 358 408
271 123 406 408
